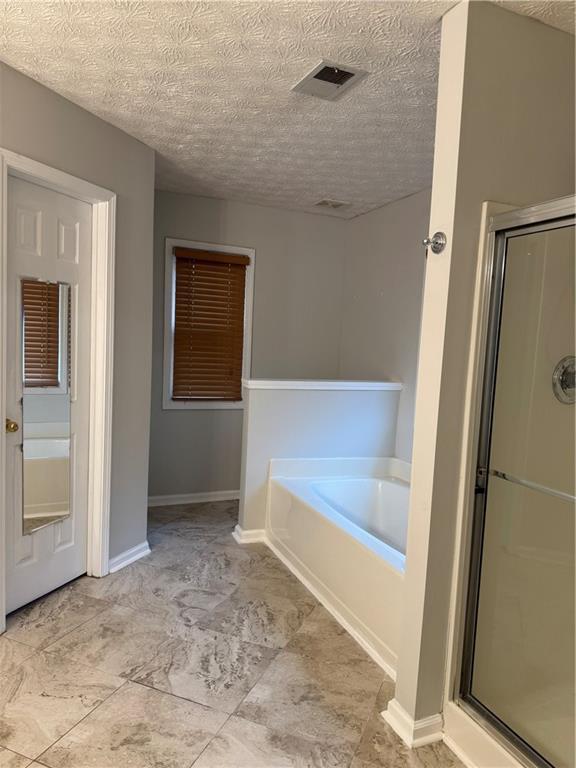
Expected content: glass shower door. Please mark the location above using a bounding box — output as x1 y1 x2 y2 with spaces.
462 220 575 768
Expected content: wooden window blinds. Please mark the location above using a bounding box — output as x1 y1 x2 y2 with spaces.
172 247 250 401
22 279 60 388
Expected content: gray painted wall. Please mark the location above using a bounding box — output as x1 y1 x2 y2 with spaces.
150 190 430 496
339 189 430 461
150 192 348 497
0 63 155 559
393 1 575 723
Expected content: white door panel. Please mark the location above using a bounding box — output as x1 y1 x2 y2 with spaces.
6 177 91 612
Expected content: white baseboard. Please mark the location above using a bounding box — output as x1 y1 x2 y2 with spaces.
383 698 443 748
265 529 397 680
148 490 240 507
108 541 151 573
232 524 266 544
443 701 524 768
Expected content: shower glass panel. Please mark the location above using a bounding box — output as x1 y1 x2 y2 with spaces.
462 219 575 768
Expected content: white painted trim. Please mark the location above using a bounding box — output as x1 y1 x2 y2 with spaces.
265 528 397 680
383 698 443 748
86 194 116 578
232 524 265 544
162 237 255 411
443 701 525 768
108 541 150 574
242 378 402 391
148 490 240 507
0 149 116 629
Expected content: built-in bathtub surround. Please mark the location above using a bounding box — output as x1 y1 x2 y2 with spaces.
239 379 402 533
264 457 409 678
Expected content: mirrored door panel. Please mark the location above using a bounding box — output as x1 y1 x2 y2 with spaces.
21 279 71 534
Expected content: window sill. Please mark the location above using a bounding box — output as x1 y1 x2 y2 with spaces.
162 398 244 411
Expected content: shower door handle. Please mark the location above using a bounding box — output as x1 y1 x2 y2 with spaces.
475 467 488 494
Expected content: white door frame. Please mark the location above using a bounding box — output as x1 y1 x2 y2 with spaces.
0 149 116 630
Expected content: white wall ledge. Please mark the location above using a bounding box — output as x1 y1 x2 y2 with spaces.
242 379 403 391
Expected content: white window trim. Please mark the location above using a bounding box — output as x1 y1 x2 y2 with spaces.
162 237 255 411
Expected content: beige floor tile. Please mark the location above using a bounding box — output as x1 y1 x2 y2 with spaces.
237 650 384 747
145 530 217 569
285 605 373 664
350 711 464 768
159 514 236 539
43 604 185 678
147 505 186 530
0 747 32 767
40 681 228 768
240 559 320 608
193 715 352 768
4 588 109 650
132 624 276 713
174 543 264 593
0 639 35 680
2 501 422 767
375 677 396 711
197 585 314 648
70 561 227 628
150 501 237 538
0 651 122 759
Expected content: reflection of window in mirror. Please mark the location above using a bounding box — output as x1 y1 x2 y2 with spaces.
22 280 70 394
21 279 72 535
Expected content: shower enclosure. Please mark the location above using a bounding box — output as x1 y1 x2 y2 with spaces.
461 197 575 768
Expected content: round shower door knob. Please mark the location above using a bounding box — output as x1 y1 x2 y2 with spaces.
422 231 447 254
552 355 575 404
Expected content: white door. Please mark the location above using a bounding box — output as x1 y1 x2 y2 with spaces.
5 176 92 612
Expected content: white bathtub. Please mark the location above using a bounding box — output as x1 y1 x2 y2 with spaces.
266 457 409 677
23 438 69 460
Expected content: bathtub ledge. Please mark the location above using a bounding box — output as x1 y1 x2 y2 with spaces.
242 378 402 391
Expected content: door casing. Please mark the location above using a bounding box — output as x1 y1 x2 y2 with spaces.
0 148 116 630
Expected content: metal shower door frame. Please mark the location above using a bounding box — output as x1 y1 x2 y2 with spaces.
458 195 575 768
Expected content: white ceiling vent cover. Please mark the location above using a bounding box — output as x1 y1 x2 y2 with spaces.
292 60 369 101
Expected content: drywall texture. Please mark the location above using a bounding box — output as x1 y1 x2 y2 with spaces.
339 189 430 461
393 0 575 727
1 2 572 219
149 192 348 497
0 1 447 219
0 62 155 560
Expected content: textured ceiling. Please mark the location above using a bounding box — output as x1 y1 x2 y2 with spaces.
0 1 573 218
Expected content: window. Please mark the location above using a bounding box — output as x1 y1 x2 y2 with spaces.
163 239 254 410
22 279 69 391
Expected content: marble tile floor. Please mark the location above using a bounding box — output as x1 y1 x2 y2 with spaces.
0 500 463 768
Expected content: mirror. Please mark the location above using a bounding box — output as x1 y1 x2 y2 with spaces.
21 279 71 535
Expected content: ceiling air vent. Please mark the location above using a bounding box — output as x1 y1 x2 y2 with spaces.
315 199 350 210
292 60 368 101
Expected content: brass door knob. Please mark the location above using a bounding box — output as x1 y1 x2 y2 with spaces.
5 418 19 433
